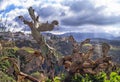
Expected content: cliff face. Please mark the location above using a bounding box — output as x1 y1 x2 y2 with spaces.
54 41 73 55
15 40 40 49
13 36 120 64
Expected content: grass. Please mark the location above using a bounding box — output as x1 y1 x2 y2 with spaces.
0 71 16 82
21 47 35 53
110 46 120 51
4 46 35 53
83 43 92 47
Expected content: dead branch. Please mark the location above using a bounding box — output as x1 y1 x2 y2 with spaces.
19 72 40 82
102 43 110 57
0 57 40 82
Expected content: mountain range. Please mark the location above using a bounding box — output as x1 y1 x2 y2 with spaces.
43 32 120 42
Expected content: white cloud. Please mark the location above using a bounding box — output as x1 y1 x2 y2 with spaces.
0 0 9 10
5 8 27 21
1 0 120 37
103 26 120 36
92 0 120 16
0 0 42 10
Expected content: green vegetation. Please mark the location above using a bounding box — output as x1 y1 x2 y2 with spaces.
1 39 120 82
45 72 120 82
8 46 20 51
111 46 120 51
21 47 35 53
4 46 35 53
83 43 92 47
0 71 16 82
71 72 120 82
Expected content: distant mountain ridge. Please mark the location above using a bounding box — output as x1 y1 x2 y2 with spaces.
43 32 116 41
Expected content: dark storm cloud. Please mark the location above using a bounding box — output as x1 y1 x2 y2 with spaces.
36 6 56 18
88 15 120 25
60 12 66 16
61 13 120 26
22 26 31 31
61 0 120 26
64 0 94 12
0 10 4 14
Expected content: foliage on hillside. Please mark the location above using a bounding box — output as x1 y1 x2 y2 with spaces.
0 71 16 82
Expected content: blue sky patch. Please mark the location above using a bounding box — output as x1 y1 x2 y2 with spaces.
4 4 23 14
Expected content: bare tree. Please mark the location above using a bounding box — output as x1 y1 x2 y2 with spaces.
18 7 60 57
18 6 61 80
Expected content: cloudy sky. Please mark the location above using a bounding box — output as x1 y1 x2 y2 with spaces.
0 0 120 36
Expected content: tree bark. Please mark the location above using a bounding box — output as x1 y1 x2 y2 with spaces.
19 7 54 57
19 72 40 82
